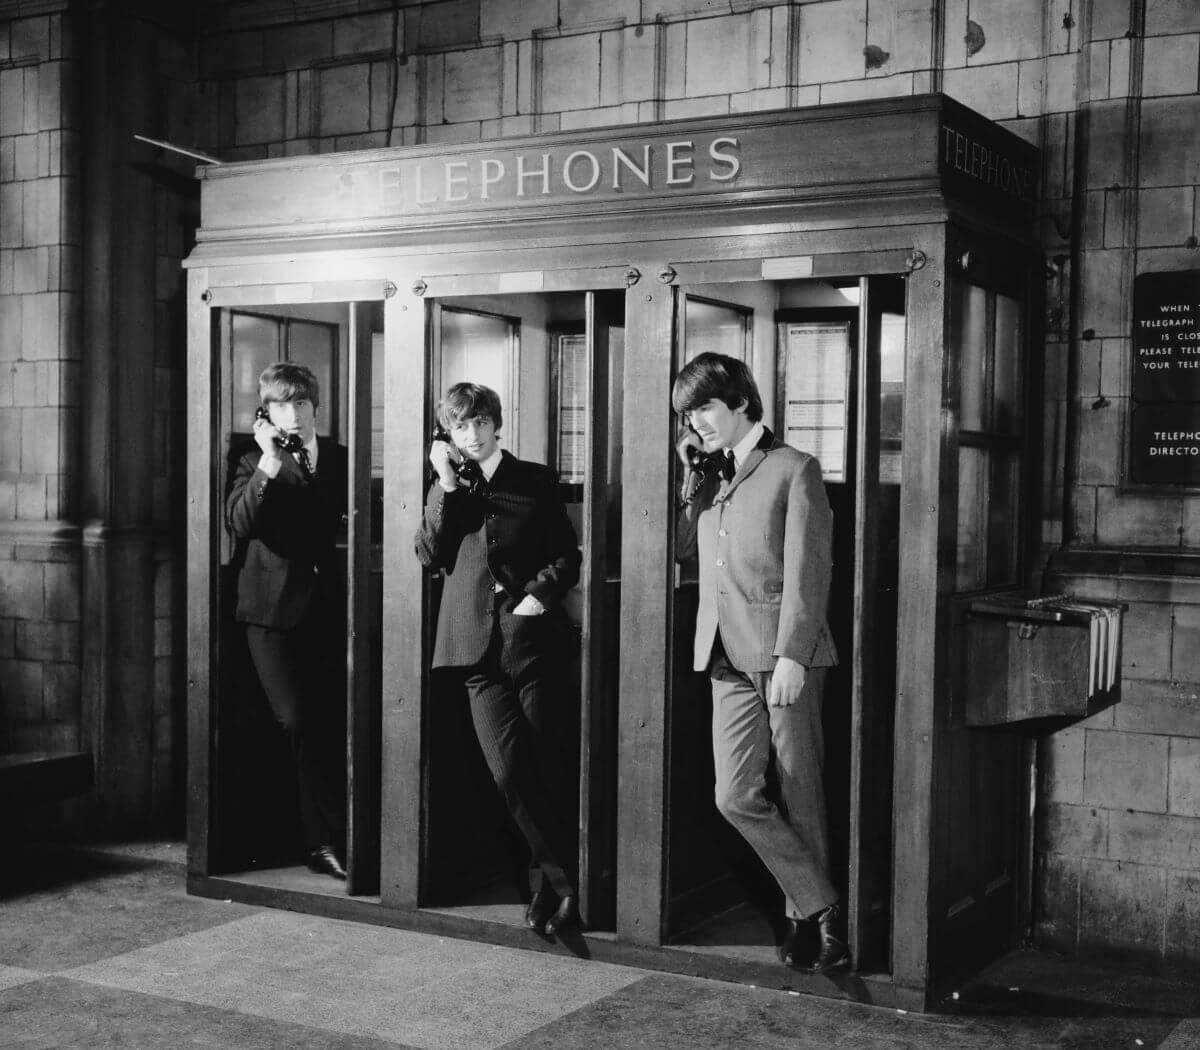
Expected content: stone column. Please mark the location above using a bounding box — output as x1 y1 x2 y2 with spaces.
0 5 85 771
77 1 164 830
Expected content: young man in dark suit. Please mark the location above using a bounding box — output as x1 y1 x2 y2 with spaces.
673 352 847 973
227 362 348 881
415 382 582 936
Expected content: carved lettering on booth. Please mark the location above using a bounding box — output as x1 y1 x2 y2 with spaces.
939 123 1034 204
369 137 741 212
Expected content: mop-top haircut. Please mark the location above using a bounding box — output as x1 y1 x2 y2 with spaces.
671 352 763 422
438 382 503 432
259 362 321 410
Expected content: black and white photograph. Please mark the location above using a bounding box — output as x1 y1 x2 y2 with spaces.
1 2 1198 1047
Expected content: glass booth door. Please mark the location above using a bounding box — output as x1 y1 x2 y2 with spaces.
210 294 383 898
657 267 907 976
409 280 626 933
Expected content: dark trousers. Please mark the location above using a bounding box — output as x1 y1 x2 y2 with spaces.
464 602 575 899
245 607 346 854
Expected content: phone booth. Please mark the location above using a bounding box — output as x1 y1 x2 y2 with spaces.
186 93 1044 1010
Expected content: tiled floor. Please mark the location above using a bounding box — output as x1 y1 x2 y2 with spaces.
1 842 1197 1049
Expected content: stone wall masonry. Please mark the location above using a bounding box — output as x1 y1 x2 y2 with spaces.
0 14 79 535
1167 870 1200 965
1037 568 1200 964
1079 858 1167 960
0 7 191 837
1142 33 1199 98
1169 737 1200 817
190 1 1115 152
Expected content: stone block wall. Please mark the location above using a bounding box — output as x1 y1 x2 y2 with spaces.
194 0 1079 154
1039 570 1200 967
0 2 193 831
0 8 82 759
1032 3 1200 969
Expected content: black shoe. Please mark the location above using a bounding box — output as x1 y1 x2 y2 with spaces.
525 885 557 932
808 902 850 973
778 917 816 969
306 845 347 880
544 894 580 936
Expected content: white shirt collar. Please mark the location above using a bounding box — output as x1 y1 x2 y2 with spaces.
730 421 765 469
479 446 504 481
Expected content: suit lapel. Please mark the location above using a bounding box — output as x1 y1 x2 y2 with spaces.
269 448 305 482
488 449 515 490
720 427 775 499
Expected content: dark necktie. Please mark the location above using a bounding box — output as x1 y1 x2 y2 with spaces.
720 452 737 482
297 447 315 478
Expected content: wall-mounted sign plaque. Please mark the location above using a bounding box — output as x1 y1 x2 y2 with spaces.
1130 269 1200 485
1131 269 1200 404
1130 404 1200 486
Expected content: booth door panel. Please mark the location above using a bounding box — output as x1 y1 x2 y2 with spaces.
418 288 622 930
210 297 381 892
346 301 383 896
926 260 1038 993
576 290 624 931
659 273 901 974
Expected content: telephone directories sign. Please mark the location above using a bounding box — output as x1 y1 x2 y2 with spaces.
1129 269 1200 485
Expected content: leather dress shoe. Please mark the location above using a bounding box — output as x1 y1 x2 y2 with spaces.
306 845 347 880
543 894 580 937
525 885 557 932
808 901 850 973
778 917 816 969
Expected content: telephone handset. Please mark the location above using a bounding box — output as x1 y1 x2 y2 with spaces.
685 443 723 475
431 423 483 487
255 405 304 453
680 428 725 505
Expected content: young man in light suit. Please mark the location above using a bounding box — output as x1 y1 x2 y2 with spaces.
673 352 847 974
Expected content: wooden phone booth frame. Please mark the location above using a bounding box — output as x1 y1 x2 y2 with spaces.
185 93 1041 1012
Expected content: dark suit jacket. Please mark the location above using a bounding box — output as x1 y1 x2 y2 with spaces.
415 451 581 668
677 429 837 674
226 437 349 631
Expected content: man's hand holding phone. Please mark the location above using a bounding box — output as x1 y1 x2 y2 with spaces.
252 413 285 468
429 438 464 491
677 427 703 469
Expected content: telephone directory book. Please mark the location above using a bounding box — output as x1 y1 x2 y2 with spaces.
970 593 1124 699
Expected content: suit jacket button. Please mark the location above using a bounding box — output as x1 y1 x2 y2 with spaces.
716 559 724 567
718 529 728 537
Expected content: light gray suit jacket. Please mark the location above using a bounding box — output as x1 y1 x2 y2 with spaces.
677 431 838 674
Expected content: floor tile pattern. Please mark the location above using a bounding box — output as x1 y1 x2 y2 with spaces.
0 842 1196 1050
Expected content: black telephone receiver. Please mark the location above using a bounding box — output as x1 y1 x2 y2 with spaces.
681 421 724 475
685 442 722 475
255 405 304 453
431 422 482 485
680 426 724 505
